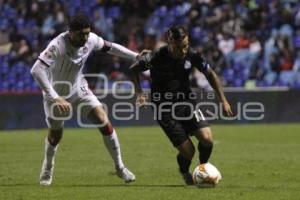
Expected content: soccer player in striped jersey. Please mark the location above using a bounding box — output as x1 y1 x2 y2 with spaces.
31 14 144 185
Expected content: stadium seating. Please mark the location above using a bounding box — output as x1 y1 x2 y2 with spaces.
0 0 300 92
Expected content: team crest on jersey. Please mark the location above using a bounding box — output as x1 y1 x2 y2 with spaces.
49 45 56 53
184 60 191 69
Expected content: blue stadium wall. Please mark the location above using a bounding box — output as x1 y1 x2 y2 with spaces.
0 90 300 130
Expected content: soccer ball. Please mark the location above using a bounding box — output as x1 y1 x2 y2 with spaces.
192 163 222 186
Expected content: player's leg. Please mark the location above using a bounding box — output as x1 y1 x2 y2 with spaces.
39 100 65 186
186 106 212 164
175 139 195 185
157 113 194 185
87 106 124 170
87 106 135 183
192 127 214 164
176 139 195 173
75 91 135 183
40 119 64 186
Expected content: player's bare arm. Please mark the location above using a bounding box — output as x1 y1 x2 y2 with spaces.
137 49 152 59
105 44 150 107
52 97 71 115
129 62 147 107
99 39 150 61
204 67 233 117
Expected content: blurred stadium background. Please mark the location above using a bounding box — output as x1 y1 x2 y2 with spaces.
1 0 300 129
1 1 300 200
1 0 300 91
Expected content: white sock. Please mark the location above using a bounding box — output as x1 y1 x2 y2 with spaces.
44 137 58 169
102 130 125 170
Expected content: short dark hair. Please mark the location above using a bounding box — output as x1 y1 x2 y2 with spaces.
167 26 187 41
69 14 91 31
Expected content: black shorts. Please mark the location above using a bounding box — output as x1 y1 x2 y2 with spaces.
155 100 209 147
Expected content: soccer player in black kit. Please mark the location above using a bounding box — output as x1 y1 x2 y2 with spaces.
129 26 233 185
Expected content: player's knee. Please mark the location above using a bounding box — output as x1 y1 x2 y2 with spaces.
46 118 64 130
201 134 213 146
197 128 213 145
88 107 109 125
99 123 114 136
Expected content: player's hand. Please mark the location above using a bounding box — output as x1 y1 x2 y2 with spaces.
222 100 234 117
53 97 71 115
136 92 147 107
136 49 151 60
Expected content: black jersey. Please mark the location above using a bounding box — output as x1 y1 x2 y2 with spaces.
138 46 210 95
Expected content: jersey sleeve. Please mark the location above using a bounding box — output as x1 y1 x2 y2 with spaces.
38 41 59 67
136 51 158 71
90 32 105 51
191 52 210 74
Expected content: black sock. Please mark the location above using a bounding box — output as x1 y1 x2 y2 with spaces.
177 154 192 173
198 142 213 164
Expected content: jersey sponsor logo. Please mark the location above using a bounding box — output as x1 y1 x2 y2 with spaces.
184 60 191 69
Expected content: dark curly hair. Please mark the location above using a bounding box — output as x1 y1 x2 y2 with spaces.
69 14 91 31
167 26 188 41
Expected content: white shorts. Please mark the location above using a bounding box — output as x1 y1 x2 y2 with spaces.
43 89 102 129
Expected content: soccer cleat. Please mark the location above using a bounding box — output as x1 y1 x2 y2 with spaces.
39 159 54 186
181 171 194 185
116 167 136 183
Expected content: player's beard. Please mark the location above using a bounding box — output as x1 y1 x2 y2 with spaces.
74 40 86 47
169 47 187 59
69 35 86 48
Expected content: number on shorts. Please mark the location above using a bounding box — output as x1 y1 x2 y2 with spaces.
193 109 205 122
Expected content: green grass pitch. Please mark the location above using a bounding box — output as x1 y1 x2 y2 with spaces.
0 124 300 200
